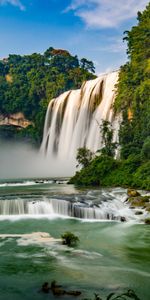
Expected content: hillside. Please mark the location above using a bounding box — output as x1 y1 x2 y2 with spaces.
70 3 150 190
0 48 96 145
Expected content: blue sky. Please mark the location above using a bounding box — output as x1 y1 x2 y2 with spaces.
0 0 148 74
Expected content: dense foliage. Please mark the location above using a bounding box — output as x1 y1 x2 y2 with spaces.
70 4 150 190
0 47 95 144
76 147 93 168
114 3 150 159
70 153 150 190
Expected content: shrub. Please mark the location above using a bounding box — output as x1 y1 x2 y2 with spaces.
61 232 79 247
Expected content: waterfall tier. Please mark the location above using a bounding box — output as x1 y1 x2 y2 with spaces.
0 196 133 221
41 71 120 163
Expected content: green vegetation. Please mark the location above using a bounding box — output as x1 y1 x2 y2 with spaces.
70 4 150 190
98 120 117 157
114 3 150 159
61 232 79 247
76 147 93 168
0 47 95 144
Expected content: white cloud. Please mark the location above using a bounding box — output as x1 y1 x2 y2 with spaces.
94 38 126 53
66 0 148 28
0 0 25 10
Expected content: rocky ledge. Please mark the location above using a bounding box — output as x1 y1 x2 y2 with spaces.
0 112 33 128
127 189 150 224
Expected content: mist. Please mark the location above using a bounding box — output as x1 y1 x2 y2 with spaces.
0 141 76 180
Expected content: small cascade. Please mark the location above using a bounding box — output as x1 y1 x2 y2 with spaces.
41 71 120 162
0 196 136 221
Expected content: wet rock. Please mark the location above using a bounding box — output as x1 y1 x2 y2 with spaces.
135 211 143 215
50 280 82 297
51 280 62 289
52 288 65 296
127 189 141 197
145 203 150 212
41 282 50 293
120 216 126 222
65 290 81 296
145 218 150 225
128 196 149 208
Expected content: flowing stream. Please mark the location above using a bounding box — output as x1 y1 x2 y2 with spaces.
0 179 149 300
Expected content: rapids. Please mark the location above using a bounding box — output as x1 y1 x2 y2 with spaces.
0 179 149 300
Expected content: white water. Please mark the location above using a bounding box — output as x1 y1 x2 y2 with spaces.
0 194 143 222
41 72 120 166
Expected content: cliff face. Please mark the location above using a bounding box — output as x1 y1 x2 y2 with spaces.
0 113 33 128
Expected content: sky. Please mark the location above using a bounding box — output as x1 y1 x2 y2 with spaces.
0 0 149 74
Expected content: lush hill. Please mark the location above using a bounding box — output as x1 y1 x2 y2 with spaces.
70 3 150 190
0 47 96 145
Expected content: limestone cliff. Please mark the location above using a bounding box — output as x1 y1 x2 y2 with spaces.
0 113 33 128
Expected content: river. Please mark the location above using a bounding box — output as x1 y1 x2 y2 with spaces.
0 179 149 300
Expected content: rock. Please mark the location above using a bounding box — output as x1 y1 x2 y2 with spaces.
41 282 50 293
135 211 143 215
128 196 149 208
145 218 150 225
65 290 81 296
52 288 65 296
120 216 126 222
127 189 141 197
50 280 82 297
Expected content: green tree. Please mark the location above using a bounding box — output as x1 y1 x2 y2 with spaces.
0 47 96 144
76 147 93 168
115 3 150 159
100 120 117 157
80 58 95 73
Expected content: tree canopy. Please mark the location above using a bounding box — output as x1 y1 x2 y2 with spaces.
0 47 96 144
114 3 150 159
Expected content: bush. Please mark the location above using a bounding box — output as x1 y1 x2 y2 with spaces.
61 232 79 247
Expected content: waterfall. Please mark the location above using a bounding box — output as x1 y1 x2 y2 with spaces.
41 71 120 165
0 196 134 221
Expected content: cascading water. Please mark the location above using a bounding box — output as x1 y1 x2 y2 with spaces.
41 71 120 166
0 197 127 220
0 188 144 221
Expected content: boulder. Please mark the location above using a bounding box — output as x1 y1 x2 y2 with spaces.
127 189 141 197
128 196 149 208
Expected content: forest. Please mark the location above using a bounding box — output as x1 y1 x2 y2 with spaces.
70 3 150 190
0 47 95 144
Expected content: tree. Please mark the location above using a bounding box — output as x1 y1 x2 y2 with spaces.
76 147 93 168
80 58 95 73
141 137 150 160
100 120 117 157
0 46 96 144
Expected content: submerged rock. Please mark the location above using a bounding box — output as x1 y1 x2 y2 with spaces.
41 282 50 293
43 280 82 297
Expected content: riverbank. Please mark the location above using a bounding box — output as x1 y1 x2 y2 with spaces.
69 154 150 191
